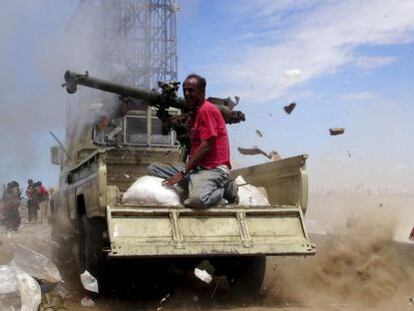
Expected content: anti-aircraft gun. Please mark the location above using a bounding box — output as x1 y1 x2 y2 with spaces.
63 70 245 158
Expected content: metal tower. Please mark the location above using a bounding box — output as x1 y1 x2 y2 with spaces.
65 0 179 132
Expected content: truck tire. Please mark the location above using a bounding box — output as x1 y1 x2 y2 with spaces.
227 256 266 296
78 215 110 294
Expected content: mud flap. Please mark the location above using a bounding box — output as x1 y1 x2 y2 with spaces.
106 205 315 258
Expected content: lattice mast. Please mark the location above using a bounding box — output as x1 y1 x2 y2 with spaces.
65 0 179 133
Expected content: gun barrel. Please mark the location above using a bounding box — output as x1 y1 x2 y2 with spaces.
64 70 157 102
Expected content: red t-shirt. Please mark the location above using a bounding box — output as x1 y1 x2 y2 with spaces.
39 186 48 196
188 100 231 169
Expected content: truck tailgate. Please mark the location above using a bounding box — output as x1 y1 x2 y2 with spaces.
106 204 315 257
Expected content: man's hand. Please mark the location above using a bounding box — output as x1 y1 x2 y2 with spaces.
167 114 188 127
162 172 184 187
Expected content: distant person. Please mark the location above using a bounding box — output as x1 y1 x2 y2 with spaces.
26 179 36 223
37 181 49 223
2 181 21 231
30 182 41 223
94 113 116 144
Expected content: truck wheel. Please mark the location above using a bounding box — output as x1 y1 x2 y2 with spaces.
227 256 266 296
79 215 110 294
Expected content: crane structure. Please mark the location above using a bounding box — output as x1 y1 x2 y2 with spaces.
65 0 179 134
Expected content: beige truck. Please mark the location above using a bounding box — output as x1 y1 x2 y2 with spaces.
50 72 315 294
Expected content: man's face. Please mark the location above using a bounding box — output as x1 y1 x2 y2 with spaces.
98 116 110 129
183 77 204 109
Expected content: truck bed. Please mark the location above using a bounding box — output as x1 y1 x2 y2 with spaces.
105 155 315 258
106 204 314 257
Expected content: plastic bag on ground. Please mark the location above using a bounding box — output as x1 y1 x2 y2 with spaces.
122 176 180 205
235 176 270 206
9 243 61 283
0 265 41 311
0 265 20 311
80 270 99 293
15 267 42 311
80 295 95 307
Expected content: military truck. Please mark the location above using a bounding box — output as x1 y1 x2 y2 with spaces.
50 71 314 294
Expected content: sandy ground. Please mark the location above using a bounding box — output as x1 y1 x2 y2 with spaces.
1 193 413 310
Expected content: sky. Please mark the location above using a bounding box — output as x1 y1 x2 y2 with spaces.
0 0 413 193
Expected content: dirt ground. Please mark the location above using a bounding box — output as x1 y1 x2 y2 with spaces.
1 193 414 311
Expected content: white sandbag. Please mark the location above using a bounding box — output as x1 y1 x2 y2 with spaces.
0 265 41 311
14 267 41 311
235 176 270 206
122 176 180 205
238 185 270 206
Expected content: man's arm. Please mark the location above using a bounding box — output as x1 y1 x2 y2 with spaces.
162 138 213 187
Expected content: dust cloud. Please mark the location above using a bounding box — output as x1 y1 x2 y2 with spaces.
265 201 414 310
0 2 75 186
0 1 140 186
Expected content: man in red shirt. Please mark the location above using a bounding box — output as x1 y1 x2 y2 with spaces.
148 74 238 208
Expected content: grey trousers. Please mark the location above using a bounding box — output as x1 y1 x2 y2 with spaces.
148 162 232 209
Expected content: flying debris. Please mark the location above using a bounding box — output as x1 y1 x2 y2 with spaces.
238 146 268 157
329 128 345 136
234 96 240 106
284 102 296 114
207 96 239 110
194 268 213 284
159 293 170 304
255 129 263 138
238 146 281 160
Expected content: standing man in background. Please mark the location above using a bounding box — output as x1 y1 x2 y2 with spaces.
38 181 49 223
26 179 35 223
148 74 238 208
30 182 41 223
2 181 21 232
